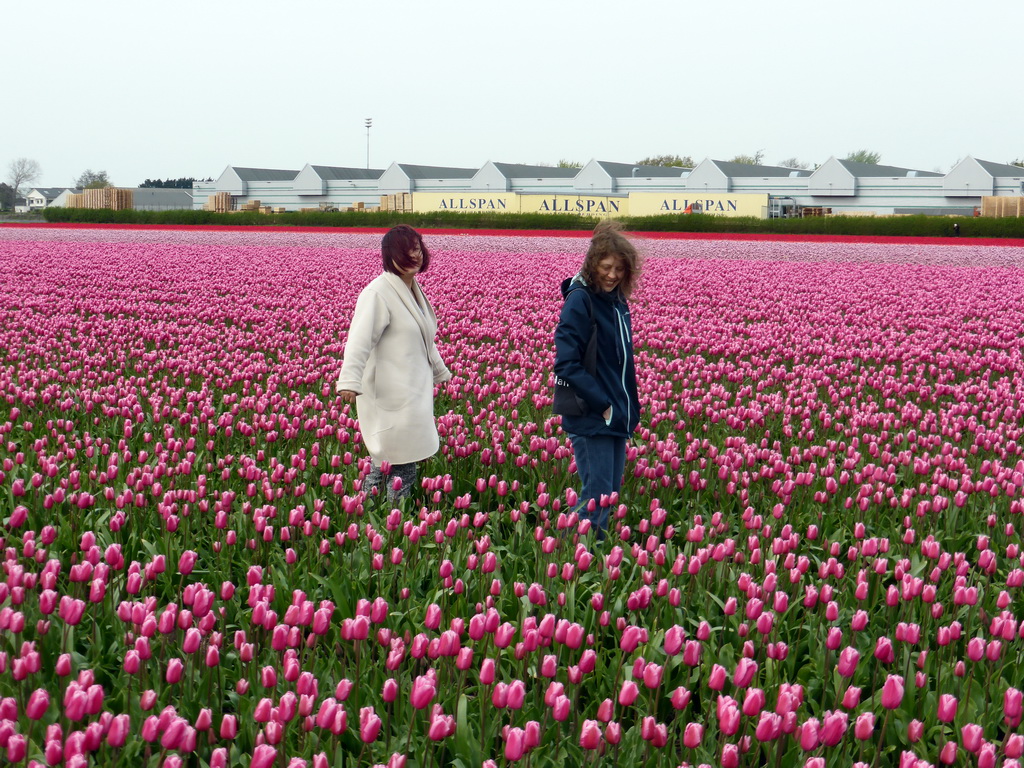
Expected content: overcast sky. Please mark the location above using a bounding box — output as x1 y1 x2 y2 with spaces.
7 0 1022 188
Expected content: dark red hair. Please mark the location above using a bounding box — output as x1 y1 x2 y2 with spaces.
381 225 431 275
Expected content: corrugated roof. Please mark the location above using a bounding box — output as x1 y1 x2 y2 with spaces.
397 164 478 179
836 160 941 178
492 163 579 178
597 161 688 178
311 165 384 180
975 159 1024 177
712 161 812 178
234 167 300 182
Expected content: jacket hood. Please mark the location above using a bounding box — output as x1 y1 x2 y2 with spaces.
560 273 587 300
560 272 623 303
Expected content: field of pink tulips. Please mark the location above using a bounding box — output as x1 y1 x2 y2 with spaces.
2 225 1024 768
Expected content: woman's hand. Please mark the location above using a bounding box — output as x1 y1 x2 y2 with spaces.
602 406 612 421
338 390 358 403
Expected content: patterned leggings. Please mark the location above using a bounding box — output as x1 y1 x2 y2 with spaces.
364 462 418 502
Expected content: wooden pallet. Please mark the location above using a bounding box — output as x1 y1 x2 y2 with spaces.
981 196 1024 217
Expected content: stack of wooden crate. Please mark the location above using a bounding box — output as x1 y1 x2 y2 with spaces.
800 206 832 217
982 196 1024 217
379 194 411 212
204 192 232 213
64 188 134 209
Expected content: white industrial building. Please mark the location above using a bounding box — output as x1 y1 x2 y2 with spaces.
191 156 1024 218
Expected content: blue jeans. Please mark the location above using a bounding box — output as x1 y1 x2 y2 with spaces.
568 433 626 539
365 462 417 502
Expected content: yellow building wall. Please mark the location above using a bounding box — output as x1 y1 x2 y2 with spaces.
517 195 628 217
411 191 767 218
628 192 768 218
413 193 519 213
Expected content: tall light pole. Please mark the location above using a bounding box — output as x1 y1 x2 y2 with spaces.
365 118 372 169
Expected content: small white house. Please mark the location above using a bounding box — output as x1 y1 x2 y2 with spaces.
26 187 74 210
51 189 81 207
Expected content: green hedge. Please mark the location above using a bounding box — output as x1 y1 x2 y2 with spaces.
41 206 1024 238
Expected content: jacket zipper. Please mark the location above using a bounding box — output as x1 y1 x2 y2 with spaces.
615 305 631 429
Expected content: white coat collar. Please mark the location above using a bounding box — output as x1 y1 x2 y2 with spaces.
380 271 437 344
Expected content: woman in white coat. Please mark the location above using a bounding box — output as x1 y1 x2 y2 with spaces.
336 225 452 500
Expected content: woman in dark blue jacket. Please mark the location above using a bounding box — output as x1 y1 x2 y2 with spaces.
554 221 641 539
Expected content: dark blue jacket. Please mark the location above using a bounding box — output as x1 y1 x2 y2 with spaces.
554 276 640 437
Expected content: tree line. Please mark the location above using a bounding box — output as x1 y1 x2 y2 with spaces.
631 150 883 169
555 151 1024 170
1 159 211 210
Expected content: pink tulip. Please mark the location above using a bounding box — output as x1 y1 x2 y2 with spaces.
820 711 848 746
424 603 441 630
719 702 741 736
1006 733 1024 758
552 694 571 721
250 744 277 768
881 675 904 709
5 734 26 762
335 679 354 701
55 653 72 676
708 664 727 690
755 711 782 741
907 719 924 743
45 739 63 765
671 686 692 710
618 680 639 706
642 662 663 689
195 709 212 731
664 625 685 655
742 687 766 717
220 714 238 739
107 714 130 748
683 722 703 748
410 675 436 709
939 741 958 764
504 727 526 761
682 640 702 667
1006 687 1023 727
579 719 602 750
140 689 158 710
359 707 382 743
937 693 957 723
178 550 197 575
27 688 49 720
619 625 643 652
854 712 875 740
733 657 757 687
960 723 984 753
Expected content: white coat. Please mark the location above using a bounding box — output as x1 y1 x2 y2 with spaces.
336 272 451 465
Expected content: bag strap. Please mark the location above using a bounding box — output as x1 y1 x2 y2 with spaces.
581 289 595 327
580 290 597 375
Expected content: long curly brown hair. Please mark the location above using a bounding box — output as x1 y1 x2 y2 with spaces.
579 220 641 298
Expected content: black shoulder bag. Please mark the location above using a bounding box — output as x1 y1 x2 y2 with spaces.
553 290 597 417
